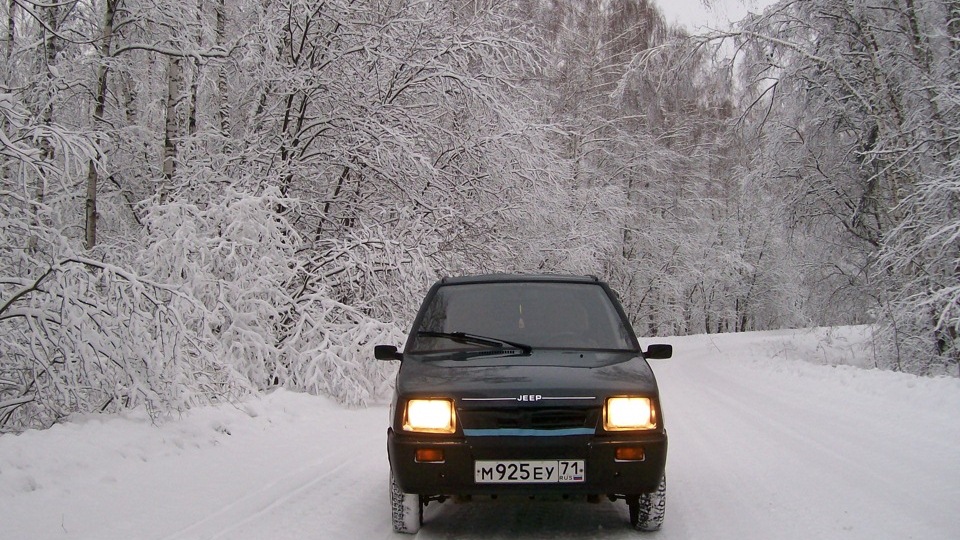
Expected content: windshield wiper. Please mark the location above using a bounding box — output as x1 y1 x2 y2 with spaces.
416 331 532 354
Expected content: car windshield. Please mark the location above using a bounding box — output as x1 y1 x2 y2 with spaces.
407 281 635 353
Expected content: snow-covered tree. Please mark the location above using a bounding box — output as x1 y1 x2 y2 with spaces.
722 0 959 374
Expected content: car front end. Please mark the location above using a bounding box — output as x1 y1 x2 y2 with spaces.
377 274 672 533
387 352 667 498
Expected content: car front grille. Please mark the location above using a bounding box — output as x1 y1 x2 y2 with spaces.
459 407 600 432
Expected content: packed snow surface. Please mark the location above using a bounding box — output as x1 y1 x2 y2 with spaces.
2 326 958 539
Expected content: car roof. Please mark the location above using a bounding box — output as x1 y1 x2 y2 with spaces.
439 273 602 285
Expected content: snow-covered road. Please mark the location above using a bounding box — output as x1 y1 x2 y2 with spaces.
2 328 958 539
654 334 958 540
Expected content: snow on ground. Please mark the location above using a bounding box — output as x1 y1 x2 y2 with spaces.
2 327 958 539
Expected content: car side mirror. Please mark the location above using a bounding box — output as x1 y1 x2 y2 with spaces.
643 344 672 359
375 344 403 361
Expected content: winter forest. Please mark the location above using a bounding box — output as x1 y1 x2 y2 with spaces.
1 0 957 433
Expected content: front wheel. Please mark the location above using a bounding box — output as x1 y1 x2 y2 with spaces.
390 470 422 534
627 475 666 532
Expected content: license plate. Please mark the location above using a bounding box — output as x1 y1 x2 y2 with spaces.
474 460 585 483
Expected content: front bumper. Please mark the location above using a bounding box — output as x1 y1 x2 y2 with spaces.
388 429 667 497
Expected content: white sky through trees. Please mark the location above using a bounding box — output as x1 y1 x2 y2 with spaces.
655 0 774 31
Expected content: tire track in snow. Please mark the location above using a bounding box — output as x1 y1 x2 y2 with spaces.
160 449 355 539
415 496 633 539
159 420 386 540
653 351 959 539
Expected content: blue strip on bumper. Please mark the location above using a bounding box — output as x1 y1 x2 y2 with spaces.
462 428 596 437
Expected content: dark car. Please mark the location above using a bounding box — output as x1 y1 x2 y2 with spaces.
376 274 672 533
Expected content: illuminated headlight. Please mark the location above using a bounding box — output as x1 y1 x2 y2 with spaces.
402 399 456 434
603 397 657 431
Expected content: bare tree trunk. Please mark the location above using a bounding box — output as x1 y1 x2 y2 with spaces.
32 2 64 251
187 0 202 137
84 0 118 250
162 55 184 200
2 1 14 187
188 67 199 136
5 0 13 62
83 166 99 248
215 0 230 136
39 4 61 155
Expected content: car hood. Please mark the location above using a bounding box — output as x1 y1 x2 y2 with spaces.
395 350 659 407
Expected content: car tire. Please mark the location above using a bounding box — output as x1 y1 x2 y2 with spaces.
390 470 422 534
627 475 666 532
